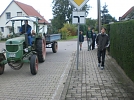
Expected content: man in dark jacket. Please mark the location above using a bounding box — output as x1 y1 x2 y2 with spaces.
96 27 110 70
79 31 84 51
19 20 32 46
92 28 96 50
86 26 93 51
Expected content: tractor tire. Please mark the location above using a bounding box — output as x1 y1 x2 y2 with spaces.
36 39 46 63
30 55 38 75
52 42 58 53
0 53 6 75
0 65 5 75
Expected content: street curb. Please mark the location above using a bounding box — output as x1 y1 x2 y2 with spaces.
59 52 76 100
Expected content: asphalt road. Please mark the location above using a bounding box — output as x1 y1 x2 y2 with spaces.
0 41 78 100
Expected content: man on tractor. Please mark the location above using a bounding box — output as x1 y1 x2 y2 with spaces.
19 20 32 46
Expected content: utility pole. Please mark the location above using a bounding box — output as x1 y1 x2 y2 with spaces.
97 0 101 33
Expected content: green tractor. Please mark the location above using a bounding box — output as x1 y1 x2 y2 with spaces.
0 16 46 75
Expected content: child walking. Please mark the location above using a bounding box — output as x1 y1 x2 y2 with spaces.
79 31 84 51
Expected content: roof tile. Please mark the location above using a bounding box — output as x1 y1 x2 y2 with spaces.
14 0 48 24
121 6 134 20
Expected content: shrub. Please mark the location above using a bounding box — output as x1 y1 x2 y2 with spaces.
106 20 134 81
59 23 77 39
59 27 70 40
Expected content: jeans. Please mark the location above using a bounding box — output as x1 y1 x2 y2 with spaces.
28 36 32 46
97 49 106 66
92 40 95 50
87 38 92 50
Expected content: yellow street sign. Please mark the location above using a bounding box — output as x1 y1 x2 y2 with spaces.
74 0 84 6
69 0 89 10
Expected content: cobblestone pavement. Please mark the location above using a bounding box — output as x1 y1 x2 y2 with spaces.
0 41 77 100
60 41 134 100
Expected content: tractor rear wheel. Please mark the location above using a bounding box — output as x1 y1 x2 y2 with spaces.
36 39 46 63
30 55 38 75
0 53 6 75
52 42 58 53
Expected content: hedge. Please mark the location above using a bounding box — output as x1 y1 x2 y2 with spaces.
105 20 134 82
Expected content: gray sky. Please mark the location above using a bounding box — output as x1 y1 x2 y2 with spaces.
0 0 133 21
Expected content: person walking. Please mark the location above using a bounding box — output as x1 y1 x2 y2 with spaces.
86 26 93 51
79 31 84 51
96 27 110 70
92 28 97 50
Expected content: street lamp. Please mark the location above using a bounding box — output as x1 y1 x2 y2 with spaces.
97 0 101 33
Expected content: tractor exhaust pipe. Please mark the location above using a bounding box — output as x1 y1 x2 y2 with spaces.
25 33 28 48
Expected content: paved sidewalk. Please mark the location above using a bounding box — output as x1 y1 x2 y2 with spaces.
60 48 134 100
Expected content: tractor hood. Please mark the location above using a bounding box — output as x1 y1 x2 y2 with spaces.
6 37 25 45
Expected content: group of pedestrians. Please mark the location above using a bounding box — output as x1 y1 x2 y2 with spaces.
79 26 96 51
79 26 110 70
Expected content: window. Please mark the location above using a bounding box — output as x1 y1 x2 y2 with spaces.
6 12 11 19
17 12 22 16
1 27 4 32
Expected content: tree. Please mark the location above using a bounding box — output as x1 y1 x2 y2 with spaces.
52 0 90 33
86 18 97 28
101 3 117 25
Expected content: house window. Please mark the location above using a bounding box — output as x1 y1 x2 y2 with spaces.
6 12 11 19
1 27 4 32
17 12 22 16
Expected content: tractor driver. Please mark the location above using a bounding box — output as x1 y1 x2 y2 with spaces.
19 20 32 46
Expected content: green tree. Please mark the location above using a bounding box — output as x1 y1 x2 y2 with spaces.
86 18 97 28
52 0 90 33
101 4 117 25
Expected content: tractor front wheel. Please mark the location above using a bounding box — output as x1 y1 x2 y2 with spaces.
52 42 58 53
30 55 38 75
0 53 6 75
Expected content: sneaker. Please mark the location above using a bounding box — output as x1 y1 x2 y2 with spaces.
98 63 101 67
100 66 104 70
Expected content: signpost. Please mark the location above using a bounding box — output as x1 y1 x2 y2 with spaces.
72 11 85 24
69 0 89 70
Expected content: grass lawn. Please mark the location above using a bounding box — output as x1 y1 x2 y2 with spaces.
67 36 77 40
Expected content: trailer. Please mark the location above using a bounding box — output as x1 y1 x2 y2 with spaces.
45 34 61 53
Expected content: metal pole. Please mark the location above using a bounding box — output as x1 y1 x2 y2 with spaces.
97 0 101 33
76 23 80 70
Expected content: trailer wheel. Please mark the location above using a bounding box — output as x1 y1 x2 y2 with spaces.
52 42 58 53
30 55 38 75
36 39 46 63
0 53 6 75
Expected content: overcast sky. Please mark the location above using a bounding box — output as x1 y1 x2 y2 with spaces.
0 0 133 21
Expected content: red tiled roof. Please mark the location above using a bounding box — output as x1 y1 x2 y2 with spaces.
14 0 48 24
121 6 134 20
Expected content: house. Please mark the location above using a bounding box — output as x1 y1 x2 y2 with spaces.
119 6 134 21
0 0 48 38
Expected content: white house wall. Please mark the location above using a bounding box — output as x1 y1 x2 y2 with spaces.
39 24 47 34
0 2 27 37
0 1 47 38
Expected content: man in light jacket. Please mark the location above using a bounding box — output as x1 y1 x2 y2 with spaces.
96 27 110 70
